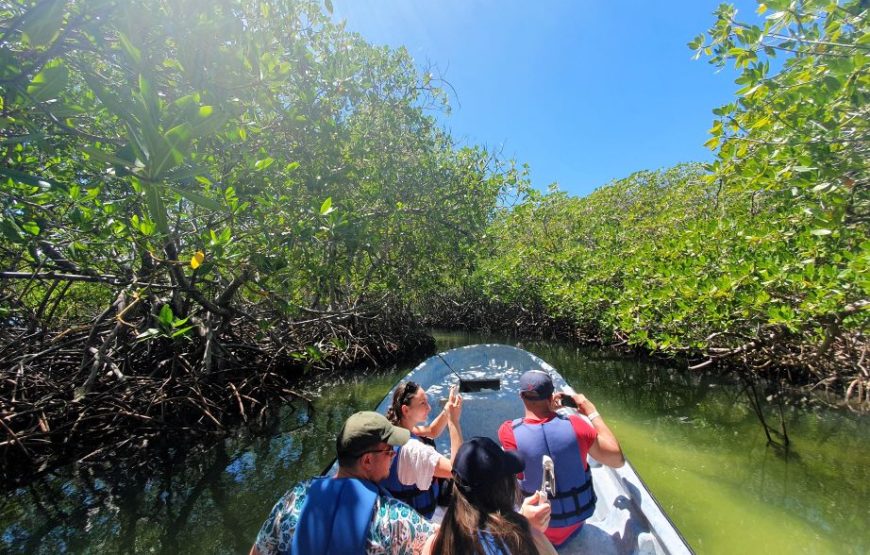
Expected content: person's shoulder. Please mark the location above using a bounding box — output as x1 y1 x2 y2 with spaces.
567 413 597 438
377 495 436 530
379 494 410 511
272 479 313 510
402 436 434 454
498 418 520 431
288 478 314 497
498 419 520 448
567 412 591 426
271 478 310 501
370 495 436 552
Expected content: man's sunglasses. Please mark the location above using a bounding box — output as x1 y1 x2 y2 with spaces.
358 447 396 458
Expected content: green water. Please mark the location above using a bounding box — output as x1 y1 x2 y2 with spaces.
1 331 867 553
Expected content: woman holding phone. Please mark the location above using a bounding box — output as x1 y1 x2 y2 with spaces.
381 382 463 518
422 437 556 555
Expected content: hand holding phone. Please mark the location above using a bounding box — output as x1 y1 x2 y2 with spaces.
558 393 577 408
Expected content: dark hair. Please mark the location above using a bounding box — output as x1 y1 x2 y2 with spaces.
336 452 360 468
431 473 537 555
385 381 420 426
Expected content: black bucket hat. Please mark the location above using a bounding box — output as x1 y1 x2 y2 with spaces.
452 437 525 491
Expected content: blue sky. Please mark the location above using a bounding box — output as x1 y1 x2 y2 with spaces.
332 0 763 198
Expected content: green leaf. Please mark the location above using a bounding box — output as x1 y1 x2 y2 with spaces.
143 183 169 234
169 185 222 211
158 304 174 327
21 221 40 235
170 326 194 338
320 197 334 215
20 0 66 47
0 219 24 243
118 33 142 65
138 74 160 121
0 166 67 192
171 315 191 328
82 72 139 130
135 328 161 341
810 229 832 236
138 218 156 236
26 60 68 104
83 145 135 168
255 157 275 170
150 124 188 177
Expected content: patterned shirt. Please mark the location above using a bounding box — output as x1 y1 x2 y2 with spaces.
254 478 435 555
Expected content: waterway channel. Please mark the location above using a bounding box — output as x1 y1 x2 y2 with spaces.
1 331 867 553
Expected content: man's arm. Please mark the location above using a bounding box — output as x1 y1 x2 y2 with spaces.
497 420 517 451
587 417 625 468
497 421 526 479
380 496 437 554
560 393 625 468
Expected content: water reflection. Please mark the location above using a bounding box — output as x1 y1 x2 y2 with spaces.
2 401 312 554
1 333 867 554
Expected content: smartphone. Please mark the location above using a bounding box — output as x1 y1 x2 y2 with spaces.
559 394 577 408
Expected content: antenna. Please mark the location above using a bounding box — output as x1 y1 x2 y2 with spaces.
435 352 501 393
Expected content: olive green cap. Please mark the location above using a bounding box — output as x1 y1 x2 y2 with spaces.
336 411 410 457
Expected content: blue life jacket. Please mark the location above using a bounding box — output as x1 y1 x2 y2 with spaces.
478 530 511 555
381 433 440 518
511 414 596 527
291 477 380 555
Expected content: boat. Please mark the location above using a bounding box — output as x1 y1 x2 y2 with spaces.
329 343 693 554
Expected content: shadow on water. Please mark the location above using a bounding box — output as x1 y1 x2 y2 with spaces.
1 361 411 554
2 331 867 554
2 401 313 554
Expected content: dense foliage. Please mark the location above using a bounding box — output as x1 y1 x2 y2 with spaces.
0 0 516 483
0 0 866 482
0 0 512 334
431 0 868 410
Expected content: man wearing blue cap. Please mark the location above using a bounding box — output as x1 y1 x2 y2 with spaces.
251 411 435 555
498 370 625 547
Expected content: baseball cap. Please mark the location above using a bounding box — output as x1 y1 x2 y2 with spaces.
452 437 525 490
336 411 410 457
519 369 554 400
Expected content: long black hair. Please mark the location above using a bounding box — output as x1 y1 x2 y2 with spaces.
431 473 538 555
